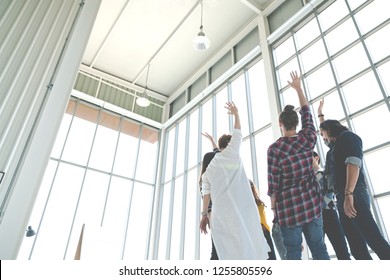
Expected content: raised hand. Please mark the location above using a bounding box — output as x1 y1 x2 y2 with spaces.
224 101 238 115
288 71 308 107
287 71 302 91
202 132 214 142
202 132 218 150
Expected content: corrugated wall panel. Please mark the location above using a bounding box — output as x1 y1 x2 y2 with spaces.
0 0 102 258
73 72 164 123
0 0 13 22
1 0 61 147
73 73 99 97
0 0 80 216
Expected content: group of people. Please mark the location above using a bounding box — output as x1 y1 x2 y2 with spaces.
199 71 390 260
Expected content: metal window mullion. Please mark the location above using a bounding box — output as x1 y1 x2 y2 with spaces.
373 191 390 200
195 105 203 260
63 105 102 259
145 130 161 260
150 128 168 259
227 82 233 131
28 99 79 259
244 69 258 185
166 124 179 259
179 115 191 260
120 123 143 259
95 76 102 98
344 0 390 112
212 93 217 140
100 116 123 226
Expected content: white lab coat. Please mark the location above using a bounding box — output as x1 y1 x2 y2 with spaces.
202 129 270 260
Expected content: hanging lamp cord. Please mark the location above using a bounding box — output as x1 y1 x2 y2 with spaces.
145 63 150 90
200 0 204 29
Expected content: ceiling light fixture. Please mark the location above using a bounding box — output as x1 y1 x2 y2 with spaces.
136 63 151 107
193 0 210 51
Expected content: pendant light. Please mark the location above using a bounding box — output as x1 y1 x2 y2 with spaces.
136 64 151 107
193 0 210 51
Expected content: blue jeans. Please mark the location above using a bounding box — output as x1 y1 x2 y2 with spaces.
323 208 351 259
336 184 390 260
272 222 286 260
280 215 330 260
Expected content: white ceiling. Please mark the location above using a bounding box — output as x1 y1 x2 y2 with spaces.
81 0 276 101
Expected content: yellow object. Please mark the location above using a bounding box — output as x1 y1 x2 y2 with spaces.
257 204 270 232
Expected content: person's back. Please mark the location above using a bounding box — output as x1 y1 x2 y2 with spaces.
203 129 268 259
200 102 269 260
267 106 321 228
267 71 329 260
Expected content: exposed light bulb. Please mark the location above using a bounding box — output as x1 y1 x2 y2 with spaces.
136 96 151 107
193 30 210 51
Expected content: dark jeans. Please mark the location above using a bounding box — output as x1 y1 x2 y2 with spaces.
210 236 219 260
337 184 390 260
263 229 276 260
323 208 351 259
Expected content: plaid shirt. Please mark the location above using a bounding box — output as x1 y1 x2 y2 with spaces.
267 105 322 227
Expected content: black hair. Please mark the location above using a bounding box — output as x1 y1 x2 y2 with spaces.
279 105 298 131
319 119 348 138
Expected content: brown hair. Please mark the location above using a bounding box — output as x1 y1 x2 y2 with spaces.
218 134 232 150
279 105 298 131
249 180 265 207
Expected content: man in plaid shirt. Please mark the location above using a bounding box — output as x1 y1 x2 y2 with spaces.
267 71 329 260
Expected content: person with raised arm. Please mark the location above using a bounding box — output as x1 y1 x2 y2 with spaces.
267 71 330 260
200 101 269 260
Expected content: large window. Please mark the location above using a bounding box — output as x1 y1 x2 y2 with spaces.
272 0 390 258
18 99 159 260
18 0 389 261
157 58 275 260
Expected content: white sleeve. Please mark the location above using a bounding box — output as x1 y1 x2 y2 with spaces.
201 173 211 195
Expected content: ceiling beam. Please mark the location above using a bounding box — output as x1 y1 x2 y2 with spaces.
89 0 134 67
240 0 263 14
261 0 286 16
